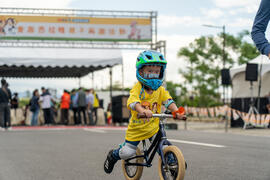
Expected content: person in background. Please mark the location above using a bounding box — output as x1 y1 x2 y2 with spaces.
0 79 11 130
11 92 19 116
70 89 79 125
86 89 94 125
106 103 112 125
251 0 270 58
77 87 87 125
30 89 40 126
40 87 54 125
91 88 100 124
60 89 70 125
266 92 270 113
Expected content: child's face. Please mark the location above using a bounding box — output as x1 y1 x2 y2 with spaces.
140 65 161 79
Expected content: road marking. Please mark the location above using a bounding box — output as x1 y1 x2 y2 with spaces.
169 139 226 148
83 128 106 133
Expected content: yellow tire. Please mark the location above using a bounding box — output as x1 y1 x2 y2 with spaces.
158 146 185 180
122 148 144 180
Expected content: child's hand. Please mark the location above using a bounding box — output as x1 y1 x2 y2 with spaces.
172 106 187 121
142 109 153 118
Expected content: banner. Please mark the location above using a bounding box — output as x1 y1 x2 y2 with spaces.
0 15 152 42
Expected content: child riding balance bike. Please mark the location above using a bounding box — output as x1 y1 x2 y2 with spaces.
104 50 187 180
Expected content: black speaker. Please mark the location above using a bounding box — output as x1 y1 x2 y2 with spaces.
245 63 258 81
112 95 130 123
221 68 231 85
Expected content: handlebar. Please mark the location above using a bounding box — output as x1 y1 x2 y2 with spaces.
137 113 173 119
137 106 186 120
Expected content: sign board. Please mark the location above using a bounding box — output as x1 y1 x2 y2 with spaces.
0 15 152 42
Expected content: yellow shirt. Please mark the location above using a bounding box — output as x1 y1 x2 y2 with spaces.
93 92 99 108
125 82 172 141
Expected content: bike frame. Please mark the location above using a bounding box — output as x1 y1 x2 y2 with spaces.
124 114 173 167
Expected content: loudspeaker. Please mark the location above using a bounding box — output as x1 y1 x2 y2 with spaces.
221 69 231 85
112 95 130 123
245 63 258 81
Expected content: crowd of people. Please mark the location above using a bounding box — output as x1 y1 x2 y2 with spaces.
28 87 100 126
0 78 101 129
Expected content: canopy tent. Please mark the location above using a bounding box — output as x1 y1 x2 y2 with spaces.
230 55 270 98
0 48 122 78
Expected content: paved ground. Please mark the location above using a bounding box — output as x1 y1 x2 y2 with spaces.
0 124 269 180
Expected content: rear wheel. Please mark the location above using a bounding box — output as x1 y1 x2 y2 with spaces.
158 146 185 180
122 148 144 180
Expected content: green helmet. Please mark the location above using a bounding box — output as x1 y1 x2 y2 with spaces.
136 50 167 69
136 50 167 90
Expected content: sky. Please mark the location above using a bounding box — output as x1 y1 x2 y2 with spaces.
0 0 264 97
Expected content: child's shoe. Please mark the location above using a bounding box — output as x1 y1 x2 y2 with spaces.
104 150 118 174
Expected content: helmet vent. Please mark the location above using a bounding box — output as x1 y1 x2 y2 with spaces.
145 55 152 60
159 55 164 60
137 58 140 62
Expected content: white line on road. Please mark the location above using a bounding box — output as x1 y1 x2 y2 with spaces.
169 139 226 148
83 128 106 133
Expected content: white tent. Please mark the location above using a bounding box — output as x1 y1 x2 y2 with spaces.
0 47 122 78
230 55 270 98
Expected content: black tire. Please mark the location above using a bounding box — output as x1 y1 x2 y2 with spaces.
122 148 144 180
158 146 185 180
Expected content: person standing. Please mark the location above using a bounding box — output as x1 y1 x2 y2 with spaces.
86 89 94 125
60 90 70 125
77 87 87 125
0 79 11 129
251 0 270 58
91 89 100 124
40 87 53 125
70 89 79 125
11 92 19 116
30 89 40 126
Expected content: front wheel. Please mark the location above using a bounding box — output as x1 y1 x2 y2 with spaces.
158 146 185 180
122 148 144 180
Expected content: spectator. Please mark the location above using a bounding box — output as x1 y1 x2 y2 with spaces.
0 79 11 130
251 0 270 58
70 89 79 125
266 92 270 113
11 92 19 116
60 90 70 125
86 89 94 125
50 96 58 125
30 89 40 126
40 87 54 125
91 89 100 124
106 103 112 125
77 87 87 125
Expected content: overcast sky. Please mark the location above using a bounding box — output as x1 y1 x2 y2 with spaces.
0 0 264 96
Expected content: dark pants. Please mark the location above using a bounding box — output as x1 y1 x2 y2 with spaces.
43 108 52 125
61 108 69 125
93 107 98 125
78 106 87 125
72 107 78 125
0 103 10 128
88 108 94 125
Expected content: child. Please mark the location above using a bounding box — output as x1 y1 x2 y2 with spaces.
104 50 186 174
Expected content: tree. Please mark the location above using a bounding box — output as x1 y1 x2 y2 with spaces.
177 30 259 107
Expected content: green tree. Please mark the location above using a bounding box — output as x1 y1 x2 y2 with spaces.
177 30 259 107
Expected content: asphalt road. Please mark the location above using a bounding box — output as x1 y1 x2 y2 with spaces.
0 127 269 180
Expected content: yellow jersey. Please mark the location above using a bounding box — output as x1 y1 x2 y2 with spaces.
125 82 172 141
